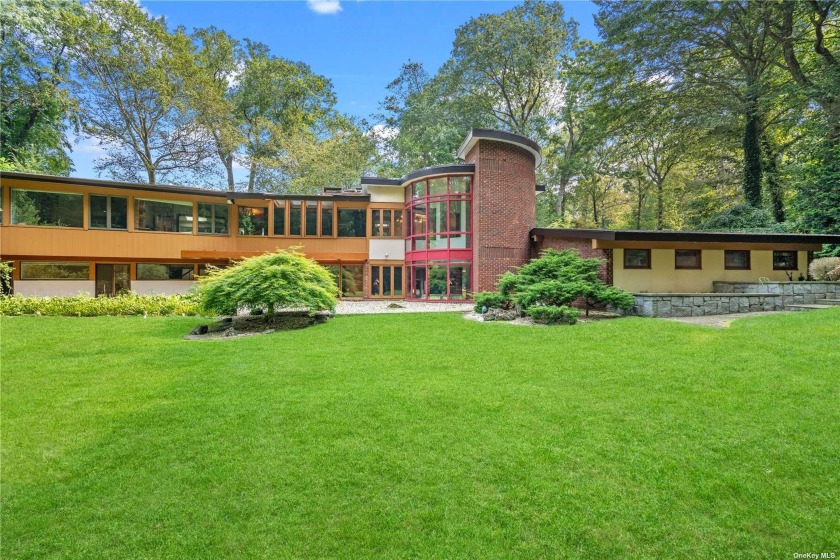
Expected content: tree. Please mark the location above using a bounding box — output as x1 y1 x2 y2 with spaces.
1 0 79 174
474 248 635 324
446 0 577 137
191 26 242 191
196 249 339 315
234 42 336 192
596 0 785 208
68 0 212 184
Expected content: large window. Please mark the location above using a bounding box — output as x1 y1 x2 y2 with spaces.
197 203 228 234
405 176 471 252
623 249 651 269
273 202 286 235
136 264 194 280
321 201 334 236
11 189 83 228
371 265 404 297
773 250 798 270
337 208 366 237
20 262 89 279
289 201 302 236
135 199 193 233
675 249 702 270
372 209 402 237
90 195 128 230
238 206 268 236
305 201 318 236
408 262 471 300
724 250 750 270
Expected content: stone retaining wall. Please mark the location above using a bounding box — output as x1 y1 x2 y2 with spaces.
628 293 785 317
628 281 838 317
713 281 838 306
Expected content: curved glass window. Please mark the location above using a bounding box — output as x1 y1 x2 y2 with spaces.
405 175 473 300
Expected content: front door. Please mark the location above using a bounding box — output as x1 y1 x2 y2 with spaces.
95 264 130 296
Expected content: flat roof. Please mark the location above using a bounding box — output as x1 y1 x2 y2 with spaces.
0 171 369 202
531 228 840 245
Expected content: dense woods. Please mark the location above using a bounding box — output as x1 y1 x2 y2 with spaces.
2 0 837 240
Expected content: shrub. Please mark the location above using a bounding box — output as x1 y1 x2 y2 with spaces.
472 291 511 313
526 305 580 325
498 249 635 316
808 257 840 281
0 293 202 317
828 265 840 282
196 249 338 316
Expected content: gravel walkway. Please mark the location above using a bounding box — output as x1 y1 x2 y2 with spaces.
335 300 473 315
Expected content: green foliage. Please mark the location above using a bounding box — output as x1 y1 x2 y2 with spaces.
0 293 201 317
500 249 635 315
472 291 511 313
525 305 579 325
196 249 338 315
699 204 784 232
0 261 14 295
1 0 78 175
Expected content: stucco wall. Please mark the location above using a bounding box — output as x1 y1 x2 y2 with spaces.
613 249 809 293
366 186 404 203
131 280 196 296
368 239 405 260
13 280 95 297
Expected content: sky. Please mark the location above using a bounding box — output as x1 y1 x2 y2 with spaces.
70 0 601 179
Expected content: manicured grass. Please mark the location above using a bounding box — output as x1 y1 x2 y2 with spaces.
2 310 839 559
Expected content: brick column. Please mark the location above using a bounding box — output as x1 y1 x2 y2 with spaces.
464 140 536 292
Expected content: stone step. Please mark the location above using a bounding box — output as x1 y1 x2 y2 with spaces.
785 304 835 311
817 298 840 305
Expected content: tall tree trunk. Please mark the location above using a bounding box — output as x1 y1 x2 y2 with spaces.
761 133 785 222
247 161 257 193
224 154 235 192
556 175 569 219
147 166 156 184
656 179 664 230
636 177 644 229
742 90 763 207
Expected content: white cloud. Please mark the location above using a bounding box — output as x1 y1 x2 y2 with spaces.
307 0 342 15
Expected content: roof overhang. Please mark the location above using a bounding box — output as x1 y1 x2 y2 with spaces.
457 128 542 167
360 164 476 189
530 228 840 249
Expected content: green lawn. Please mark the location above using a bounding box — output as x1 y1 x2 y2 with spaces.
2 310 839 559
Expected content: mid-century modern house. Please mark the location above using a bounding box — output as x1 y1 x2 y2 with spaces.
1 128 839 315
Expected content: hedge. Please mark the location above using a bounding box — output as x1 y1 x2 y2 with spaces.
0 293 203 317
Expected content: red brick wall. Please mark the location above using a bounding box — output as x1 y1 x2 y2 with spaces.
466 140 537 292
532 236 613 284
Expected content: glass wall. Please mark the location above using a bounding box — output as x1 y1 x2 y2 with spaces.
238 206 268 236
11 189 84 228
135 199 193 233
90 195 128 230
339 265 364 297
372 209 403 237
407 262 471 300
404 175 473 300
197 203 228 234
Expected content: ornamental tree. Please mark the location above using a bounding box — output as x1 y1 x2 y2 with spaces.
196 249 338 316
497 248 635 318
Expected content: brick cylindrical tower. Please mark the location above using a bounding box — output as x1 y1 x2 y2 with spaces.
457 129 540 293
